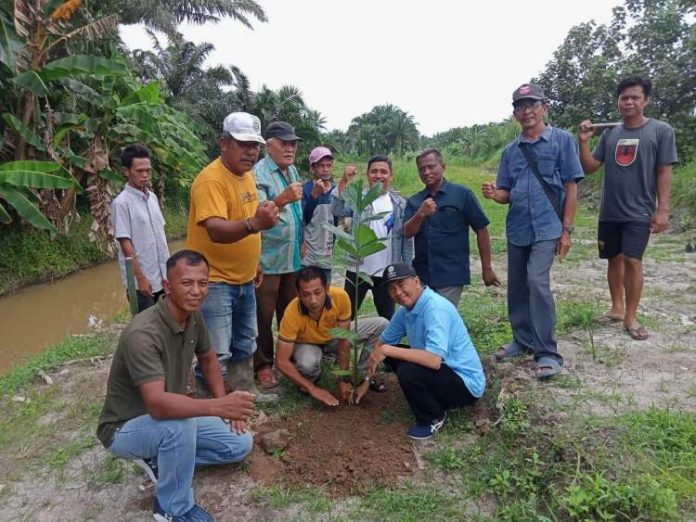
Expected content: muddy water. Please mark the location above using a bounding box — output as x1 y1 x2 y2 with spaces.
0 240 185 375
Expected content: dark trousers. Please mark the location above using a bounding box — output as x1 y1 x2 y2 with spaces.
254 272 298 371
385 357 478 425
131 289 164 313
507 240 561 363
344 271 394 320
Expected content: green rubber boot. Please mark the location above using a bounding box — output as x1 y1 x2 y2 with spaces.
227 358 279 403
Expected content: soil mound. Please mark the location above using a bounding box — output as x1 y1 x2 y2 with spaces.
247 374 418 496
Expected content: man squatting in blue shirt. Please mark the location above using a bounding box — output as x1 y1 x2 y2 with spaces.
366 262 486 440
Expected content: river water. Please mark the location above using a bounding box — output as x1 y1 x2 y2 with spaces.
0 239 185 375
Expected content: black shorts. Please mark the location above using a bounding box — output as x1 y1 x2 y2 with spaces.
597 221 650 260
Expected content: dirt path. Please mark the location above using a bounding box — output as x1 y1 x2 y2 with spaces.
1 236 694 521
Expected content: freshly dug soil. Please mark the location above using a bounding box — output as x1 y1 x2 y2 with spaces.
247 374 418 496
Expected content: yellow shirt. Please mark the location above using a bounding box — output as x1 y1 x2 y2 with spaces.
279 287 352 345
186 158 260 284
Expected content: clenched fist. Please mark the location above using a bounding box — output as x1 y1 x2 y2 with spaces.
417 198 437 218
252 200 280 230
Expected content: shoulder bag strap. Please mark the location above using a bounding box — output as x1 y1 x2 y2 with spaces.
518 143 563 221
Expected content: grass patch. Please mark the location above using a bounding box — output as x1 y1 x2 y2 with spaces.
354 485 463 521
0 330 118 397
250 484 332 514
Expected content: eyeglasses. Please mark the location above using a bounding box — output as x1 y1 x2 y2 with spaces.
513 100 543 112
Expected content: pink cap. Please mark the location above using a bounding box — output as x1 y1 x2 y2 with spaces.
309 146 333 165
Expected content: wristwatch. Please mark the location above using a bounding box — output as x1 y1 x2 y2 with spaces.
562 225 574 234
245 218 259 234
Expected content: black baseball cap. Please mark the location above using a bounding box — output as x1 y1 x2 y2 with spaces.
512 83 545 104
264 121 301 141
381 263 417 285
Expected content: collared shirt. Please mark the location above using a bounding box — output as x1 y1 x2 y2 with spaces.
380 286 485 397
111 184 169 292
96 298 210 447
278 286 351 345
497 125 584 247
404 179 489 288
253 156 303 274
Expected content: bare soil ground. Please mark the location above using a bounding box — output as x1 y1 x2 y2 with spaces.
1 240 695 521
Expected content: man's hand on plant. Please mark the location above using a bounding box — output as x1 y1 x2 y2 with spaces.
354 379 370 404
309 386 339 407
366 344 387 378
338 381 354 404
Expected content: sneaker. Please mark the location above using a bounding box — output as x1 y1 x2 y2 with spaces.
153 498 213 522
133 457 158 484
406 414 447 440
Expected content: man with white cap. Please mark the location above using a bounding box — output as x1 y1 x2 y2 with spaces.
301 146 357 281
186 112 280 400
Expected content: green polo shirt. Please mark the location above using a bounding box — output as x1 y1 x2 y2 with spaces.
96 298 210 447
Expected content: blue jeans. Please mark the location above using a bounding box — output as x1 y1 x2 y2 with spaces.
109 415 252 517
199 281 258 376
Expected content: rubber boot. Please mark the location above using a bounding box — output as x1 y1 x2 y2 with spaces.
227 358 279 403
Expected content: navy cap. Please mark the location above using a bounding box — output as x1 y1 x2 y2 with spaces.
264 121 301 141
381 263 417 285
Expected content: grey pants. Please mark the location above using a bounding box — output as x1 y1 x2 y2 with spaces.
433 286 463 307
292 316 389 381
507 240 562 364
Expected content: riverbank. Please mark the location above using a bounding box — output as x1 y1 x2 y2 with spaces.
0 203 188 297
1 224 694 520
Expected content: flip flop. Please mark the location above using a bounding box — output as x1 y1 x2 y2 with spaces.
495 342 531 362
625 325 649 341
596 314 623 324
535 356 561 379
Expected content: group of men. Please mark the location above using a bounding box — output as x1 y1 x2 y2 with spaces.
102 75 675 521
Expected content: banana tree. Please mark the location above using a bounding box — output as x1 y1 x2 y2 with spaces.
322 178 388 396
0 160 78 232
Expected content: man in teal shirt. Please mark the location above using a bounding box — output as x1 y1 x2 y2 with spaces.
253 121 304 388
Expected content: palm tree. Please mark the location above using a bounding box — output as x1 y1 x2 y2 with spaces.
108 0 267 33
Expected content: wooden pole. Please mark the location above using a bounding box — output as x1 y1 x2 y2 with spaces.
124 257 139 316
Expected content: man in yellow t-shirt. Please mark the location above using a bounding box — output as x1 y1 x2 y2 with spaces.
276 266 388 406
186 112 280 398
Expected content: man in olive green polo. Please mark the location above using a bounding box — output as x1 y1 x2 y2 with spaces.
97 250 255 522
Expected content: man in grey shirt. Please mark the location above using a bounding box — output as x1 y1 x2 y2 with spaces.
579 76 678 341
111 144 170 312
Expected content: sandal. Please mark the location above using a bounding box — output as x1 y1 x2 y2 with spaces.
368 379 387 393
256 366 279 388
535 356 561 379
495 342 531 362
596 313 623 324
625 325 649 341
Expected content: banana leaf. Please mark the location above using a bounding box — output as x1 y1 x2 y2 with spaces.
0 186 55 231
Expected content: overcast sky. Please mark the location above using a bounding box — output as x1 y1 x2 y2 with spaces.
119 0 623 136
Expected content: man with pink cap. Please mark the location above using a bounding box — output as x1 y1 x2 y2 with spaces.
301 146 357 280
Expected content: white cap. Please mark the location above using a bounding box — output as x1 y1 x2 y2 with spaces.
222 112 265 144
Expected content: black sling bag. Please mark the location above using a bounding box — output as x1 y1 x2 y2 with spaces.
518 143 563 222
